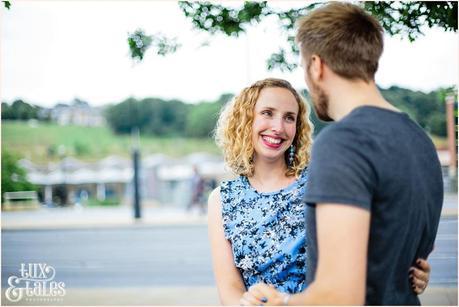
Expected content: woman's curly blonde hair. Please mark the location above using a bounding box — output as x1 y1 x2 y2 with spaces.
214 78 314 178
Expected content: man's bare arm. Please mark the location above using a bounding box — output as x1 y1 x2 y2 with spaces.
289 203 370 305
242 203 370 306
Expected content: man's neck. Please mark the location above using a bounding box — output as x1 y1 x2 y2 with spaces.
326 79 398 121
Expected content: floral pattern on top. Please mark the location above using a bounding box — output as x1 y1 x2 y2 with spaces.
220 168 309 294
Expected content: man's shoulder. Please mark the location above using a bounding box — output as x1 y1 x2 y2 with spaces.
314 120 367 147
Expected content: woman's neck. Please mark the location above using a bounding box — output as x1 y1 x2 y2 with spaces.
249 157 293 192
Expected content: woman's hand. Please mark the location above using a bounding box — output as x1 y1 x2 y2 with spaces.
410 258 431 294
240 283 289 306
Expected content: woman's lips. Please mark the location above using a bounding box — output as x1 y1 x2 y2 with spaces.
261 135 284 149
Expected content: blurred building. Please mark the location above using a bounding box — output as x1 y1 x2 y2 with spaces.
20 156 131 206
49 99 105 127
154 152 233 208
18 153 233 208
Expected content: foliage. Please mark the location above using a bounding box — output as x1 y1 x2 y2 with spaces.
1 151 36 196
1 100 41 120
185 102 222 138
362 2 457 40
87 197 120 207
303 86 454 137
183 94 232 138
2 86 453 164
73 141 91 156
103 87 452 139
380 86 448 135
178 2 271 37
105 97 189 136
147 98 189 136
128 29 180 62
428 113 447 136
104 94 234 138
129 1 457 70
2 0 10 10
216 93 234 105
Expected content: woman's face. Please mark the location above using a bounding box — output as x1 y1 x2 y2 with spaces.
251 87 299 164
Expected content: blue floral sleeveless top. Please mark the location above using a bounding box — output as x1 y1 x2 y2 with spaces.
220 168 308 294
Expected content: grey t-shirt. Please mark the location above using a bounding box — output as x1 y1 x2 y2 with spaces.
304 106 443 305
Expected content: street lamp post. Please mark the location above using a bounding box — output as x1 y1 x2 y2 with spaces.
132 128 142 219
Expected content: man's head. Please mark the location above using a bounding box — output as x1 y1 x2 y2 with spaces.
296 2 384 120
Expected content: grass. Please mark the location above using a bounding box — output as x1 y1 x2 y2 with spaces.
1 121 220 163
2 121 449 163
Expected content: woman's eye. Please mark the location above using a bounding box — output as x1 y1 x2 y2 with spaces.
285 115 295 122
261 110 272 116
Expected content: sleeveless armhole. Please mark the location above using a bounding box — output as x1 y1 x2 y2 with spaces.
219 180 233 240
298 168 308 187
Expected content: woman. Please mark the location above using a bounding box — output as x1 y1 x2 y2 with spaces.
207 78 430 305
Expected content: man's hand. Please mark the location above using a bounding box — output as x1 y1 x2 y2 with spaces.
410 258 431 294
240 283 288 306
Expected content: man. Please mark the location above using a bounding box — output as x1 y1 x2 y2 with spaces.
243 2 443 305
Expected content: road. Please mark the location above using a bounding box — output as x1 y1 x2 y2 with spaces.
2 217 457 288
429 216 457 285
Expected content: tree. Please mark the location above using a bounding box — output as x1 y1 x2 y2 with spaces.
1 102 12 119
187 93 234 138
105 98 151 134
105 97 189 136
144 98 189 136
216 93 234 106
185 101 222 138
1 151 36 198
428 113 447 136
380 86 440 127
127 29 181 62
129 1 457 71
306 86 453 137
1 99 40 120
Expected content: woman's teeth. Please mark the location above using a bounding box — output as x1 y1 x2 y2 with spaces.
263 136 282 144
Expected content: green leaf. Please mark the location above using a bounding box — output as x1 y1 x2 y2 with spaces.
133 1 458 70
127 29 180 62
3 1 11 10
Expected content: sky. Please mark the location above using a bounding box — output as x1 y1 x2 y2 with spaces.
1 1 458 108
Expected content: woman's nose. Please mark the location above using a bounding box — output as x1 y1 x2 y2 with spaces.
270 117 284 133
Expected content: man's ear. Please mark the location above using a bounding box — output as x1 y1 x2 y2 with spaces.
309 54 324 82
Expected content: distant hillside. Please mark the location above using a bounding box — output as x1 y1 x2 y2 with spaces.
1 121 219 163
2 85 454 162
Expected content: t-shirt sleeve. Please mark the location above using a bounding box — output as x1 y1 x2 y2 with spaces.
304 125 377 210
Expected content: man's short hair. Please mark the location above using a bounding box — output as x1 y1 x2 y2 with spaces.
296 2 384 82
